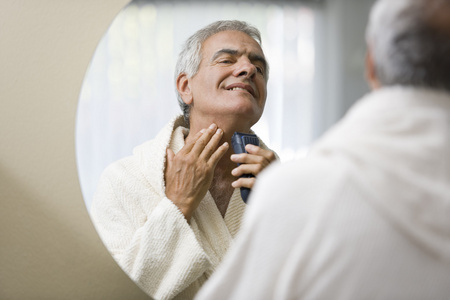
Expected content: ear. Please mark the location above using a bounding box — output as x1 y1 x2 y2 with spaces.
365 47 381 90
176 73 193 105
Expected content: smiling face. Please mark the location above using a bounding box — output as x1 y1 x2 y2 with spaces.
178 30 268 131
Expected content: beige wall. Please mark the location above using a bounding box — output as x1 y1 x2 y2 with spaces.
0 1 150 299
0 0 376 299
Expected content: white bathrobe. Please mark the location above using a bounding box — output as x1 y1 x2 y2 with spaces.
91 116 261 300
196 87 450 300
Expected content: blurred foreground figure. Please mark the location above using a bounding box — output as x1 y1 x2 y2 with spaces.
196 0 450 299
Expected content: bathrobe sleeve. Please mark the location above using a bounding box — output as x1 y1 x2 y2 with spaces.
90 159 211 300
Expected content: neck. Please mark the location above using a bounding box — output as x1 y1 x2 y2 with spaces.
186 115 252 177
188 115 254 140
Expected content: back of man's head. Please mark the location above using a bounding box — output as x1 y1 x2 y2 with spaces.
366 0 450 92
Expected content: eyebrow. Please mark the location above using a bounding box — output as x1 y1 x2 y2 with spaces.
211 48 267 70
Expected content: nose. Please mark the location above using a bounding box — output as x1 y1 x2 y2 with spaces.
233 58 257 79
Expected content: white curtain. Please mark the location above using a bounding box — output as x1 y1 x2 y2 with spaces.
76 0 318 210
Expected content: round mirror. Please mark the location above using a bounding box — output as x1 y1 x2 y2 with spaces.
76 0 317 297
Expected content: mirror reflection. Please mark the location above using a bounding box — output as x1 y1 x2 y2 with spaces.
77 0 318 210
77 1 323 299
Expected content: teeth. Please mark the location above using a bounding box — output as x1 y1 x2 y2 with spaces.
229 87 246 91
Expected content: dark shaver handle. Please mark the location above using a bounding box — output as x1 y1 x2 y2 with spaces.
231 132 260 203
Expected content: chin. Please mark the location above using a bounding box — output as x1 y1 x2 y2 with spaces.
233 98 260 111
233 105 259 116
219 98 264 122
235 109 263 126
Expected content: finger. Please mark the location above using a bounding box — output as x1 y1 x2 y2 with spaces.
166 148 175 165
164 148 175 182
231 163 263 177
245 144 276 162
208 141 230 166
230 153 266 165
179 129 207 154
190 123 218 156
231 177 256 189
200 127 225 160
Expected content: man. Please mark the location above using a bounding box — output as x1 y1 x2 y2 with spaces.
90 20 276 300
196 0 450 299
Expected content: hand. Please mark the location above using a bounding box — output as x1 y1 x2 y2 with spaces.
164 124 229 222
230 144 276 189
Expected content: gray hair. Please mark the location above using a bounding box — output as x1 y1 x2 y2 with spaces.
366 0 450 92
175 20 267 126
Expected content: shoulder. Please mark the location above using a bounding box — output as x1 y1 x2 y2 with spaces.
246 152 357 227
102 115 185 183
253 154 351 201
98 155 140 183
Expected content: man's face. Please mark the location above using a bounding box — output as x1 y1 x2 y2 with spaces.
188 30 268 127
